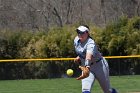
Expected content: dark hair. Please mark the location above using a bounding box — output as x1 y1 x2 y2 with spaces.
82 25 89 30
82 25 92 39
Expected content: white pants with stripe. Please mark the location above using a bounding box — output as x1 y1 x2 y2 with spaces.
82 58 112 93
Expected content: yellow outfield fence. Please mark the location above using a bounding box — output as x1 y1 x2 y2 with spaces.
0 55 140 62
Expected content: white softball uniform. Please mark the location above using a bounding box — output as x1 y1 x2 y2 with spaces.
74 36 113 93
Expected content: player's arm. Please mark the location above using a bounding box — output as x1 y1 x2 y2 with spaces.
76 43 94 80
76 53 92 80
85 53 93 67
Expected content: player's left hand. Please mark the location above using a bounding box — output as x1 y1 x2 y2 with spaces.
76 66 90 80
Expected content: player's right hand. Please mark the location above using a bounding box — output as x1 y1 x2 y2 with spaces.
74 56 81 63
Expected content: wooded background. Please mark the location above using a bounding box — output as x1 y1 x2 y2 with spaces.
0 0 140 80
0 0 140 30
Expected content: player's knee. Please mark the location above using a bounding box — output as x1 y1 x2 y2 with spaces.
82 91 90 93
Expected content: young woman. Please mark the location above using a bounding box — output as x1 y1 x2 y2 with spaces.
74 25 117 93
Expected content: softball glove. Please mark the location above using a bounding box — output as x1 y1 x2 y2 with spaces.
76 66 90 80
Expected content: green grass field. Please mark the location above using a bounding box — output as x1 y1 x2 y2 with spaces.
0 75 140 93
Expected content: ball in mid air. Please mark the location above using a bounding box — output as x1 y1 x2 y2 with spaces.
66 69 73 76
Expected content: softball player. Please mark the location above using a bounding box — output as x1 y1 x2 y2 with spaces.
74 25 117 93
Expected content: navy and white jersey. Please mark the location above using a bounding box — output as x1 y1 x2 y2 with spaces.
74 36 102 65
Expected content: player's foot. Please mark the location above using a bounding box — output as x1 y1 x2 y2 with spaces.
111 88 118 93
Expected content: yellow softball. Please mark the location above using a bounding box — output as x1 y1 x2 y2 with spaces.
66 69 73 76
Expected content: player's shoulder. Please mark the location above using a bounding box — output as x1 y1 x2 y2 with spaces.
74 36 79 42
87 38 95 44
74 36 80 46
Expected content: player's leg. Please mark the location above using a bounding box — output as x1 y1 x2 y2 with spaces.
102 58 118 93
91 58 111 93
82 72 95 93
95 58 117 93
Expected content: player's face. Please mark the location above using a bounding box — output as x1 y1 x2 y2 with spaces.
77 31 88 42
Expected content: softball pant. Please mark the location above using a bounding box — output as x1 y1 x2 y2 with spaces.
82 58 112 93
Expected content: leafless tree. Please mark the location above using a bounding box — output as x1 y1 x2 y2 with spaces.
0 0 139 30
